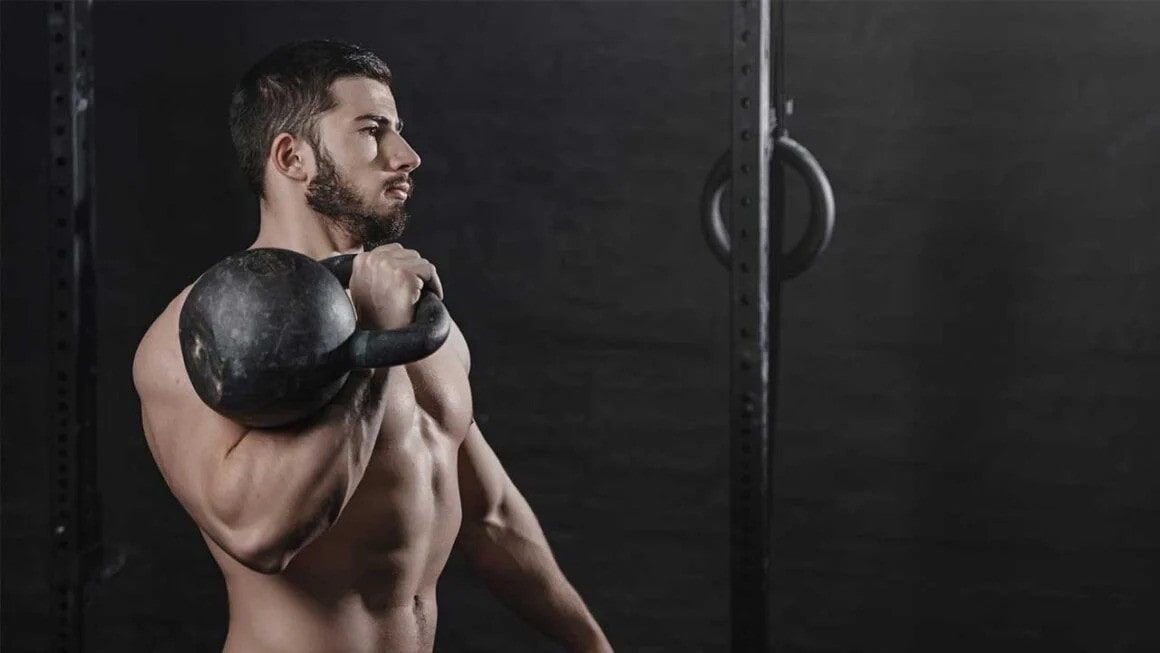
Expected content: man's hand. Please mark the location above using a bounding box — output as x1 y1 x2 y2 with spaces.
349 243 444 330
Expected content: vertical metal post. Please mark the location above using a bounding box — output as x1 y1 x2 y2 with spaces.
705 0 832 648
48 1 101 650
730 0 774 650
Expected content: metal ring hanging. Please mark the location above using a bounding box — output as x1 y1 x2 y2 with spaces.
700 135 835 279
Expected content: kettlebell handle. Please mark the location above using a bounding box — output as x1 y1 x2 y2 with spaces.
319 254 452 369
319 253 358 286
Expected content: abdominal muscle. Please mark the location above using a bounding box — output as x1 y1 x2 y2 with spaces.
211 401 466 653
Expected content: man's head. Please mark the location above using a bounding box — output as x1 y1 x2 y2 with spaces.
229 40 420 246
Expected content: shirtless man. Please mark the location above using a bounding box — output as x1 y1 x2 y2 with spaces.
132 40 612 653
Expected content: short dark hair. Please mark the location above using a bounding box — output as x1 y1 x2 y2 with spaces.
228 40 393 197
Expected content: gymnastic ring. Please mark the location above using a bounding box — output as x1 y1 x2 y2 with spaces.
699 135 835 280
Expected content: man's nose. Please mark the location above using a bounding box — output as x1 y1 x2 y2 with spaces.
388 134 421 173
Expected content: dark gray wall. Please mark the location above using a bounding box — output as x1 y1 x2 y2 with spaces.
1 1 55 650
4 1 1160 651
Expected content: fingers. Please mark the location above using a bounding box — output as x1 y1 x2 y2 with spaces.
398 258 443 300
363 244 444 300
419 263 443 300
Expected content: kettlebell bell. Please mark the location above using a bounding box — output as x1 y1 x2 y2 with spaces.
179 247 450 428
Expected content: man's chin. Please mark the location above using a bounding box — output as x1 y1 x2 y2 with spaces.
313 210 405 249
355 215 408 249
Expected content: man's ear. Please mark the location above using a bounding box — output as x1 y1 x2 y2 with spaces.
269 132 312 183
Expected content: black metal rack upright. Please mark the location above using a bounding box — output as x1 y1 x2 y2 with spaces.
47 1 102 650
701 0 836 648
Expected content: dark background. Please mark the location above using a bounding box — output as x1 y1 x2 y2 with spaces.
4 1 1160 651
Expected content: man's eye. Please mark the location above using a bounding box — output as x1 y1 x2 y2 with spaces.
363 126 381 137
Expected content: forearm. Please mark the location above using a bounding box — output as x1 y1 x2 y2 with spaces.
460 489 611 652
215 367 397 569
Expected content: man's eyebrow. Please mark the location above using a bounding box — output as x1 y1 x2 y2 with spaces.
354 114 404 131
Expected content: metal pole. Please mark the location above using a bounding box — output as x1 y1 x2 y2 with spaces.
730 0 774 649
48 1 102 649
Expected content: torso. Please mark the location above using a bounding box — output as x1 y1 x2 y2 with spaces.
212 322 473 653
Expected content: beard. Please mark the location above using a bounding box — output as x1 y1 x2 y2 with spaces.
305 146 411 249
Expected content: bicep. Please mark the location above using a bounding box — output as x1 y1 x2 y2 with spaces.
134 327 248 538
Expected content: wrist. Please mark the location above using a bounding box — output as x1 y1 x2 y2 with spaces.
357 308 413 331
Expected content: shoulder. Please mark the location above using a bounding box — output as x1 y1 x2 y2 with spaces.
447 317 472 375
132 286 193 399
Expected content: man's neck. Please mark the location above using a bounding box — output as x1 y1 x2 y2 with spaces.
251 197 362 260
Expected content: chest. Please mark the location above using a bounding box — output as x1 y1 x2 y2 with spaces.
293 327 472 573
334 335 471 542
375 326 473 456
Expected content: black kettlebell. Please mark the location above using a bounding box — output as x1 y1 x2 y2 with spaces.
179 247 450 428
